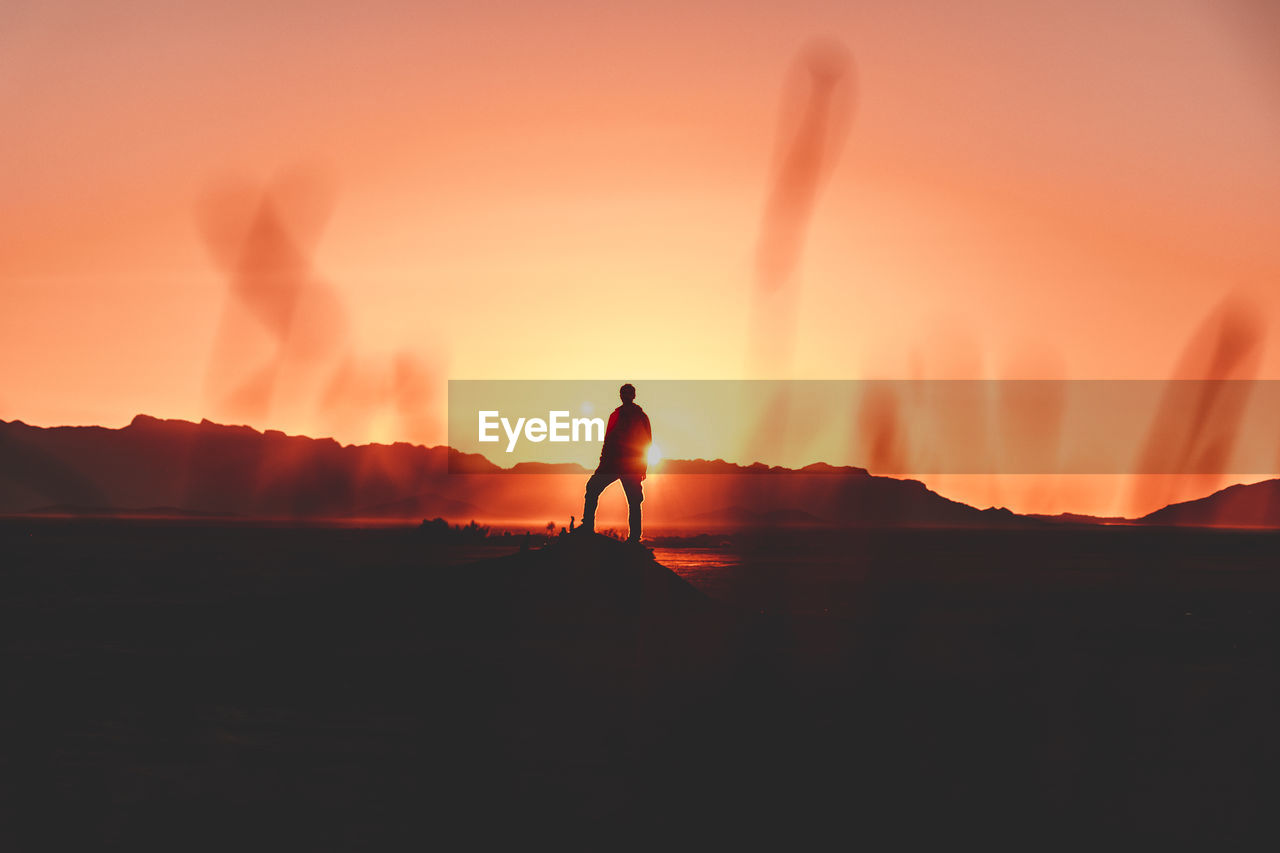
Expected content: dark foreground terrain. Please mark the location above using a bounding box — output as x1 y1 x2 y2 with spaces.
3 519 1280 847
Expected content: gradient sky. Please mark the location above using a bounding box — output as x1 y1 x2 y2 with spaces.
3 0 1279 515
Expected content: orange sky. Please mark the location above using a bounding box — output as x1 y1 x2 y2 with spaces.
3 0 1279 516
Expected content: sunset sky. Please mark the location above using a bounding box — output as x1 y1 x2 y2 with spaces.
3 0 1279 515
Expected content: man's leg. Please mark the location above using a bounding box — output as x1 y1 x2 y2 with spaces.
581 469 616 533
621 476 644 543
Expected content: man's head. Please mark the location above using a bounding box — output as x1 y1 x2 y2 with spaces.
619 383 636 403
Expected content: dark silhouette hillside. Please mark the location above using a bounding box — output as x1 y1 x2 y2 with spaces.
1141 478 1280 527
9 414 1273 527
0 415 1038 526
0 415 491 519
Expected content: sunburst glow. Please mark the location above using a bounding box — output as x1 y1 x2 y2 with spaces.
647 443 663 468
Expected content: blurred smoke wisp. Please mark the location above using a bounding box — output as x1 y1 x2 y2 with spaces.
739 39 855 473
748 37 855 377
1129 292 1265 516
197 169 346 425
196 169 445 462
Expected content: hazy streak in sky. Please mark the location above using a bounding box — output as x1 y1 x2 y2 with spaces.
748 37 854 377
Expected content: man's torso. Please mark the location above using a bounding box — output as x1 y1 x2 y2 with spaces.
600 403 651 475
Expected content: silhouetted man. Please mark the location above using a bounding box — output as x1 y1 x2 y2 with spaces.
580 383 652 543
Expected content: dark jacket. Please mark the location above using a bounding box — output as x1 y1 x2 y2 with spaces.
599 402 652 477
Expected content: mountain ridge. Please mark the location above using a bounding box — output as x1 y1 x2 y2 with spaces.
4 414 1270 527
1140 479 1280 527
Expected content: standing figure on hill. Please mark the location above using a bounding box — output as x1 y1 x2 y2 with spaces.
580 383 652 543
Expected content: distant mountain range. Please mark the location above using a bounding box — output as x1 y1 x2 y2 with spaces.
1 415 1275 528
1140 479 1280 527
